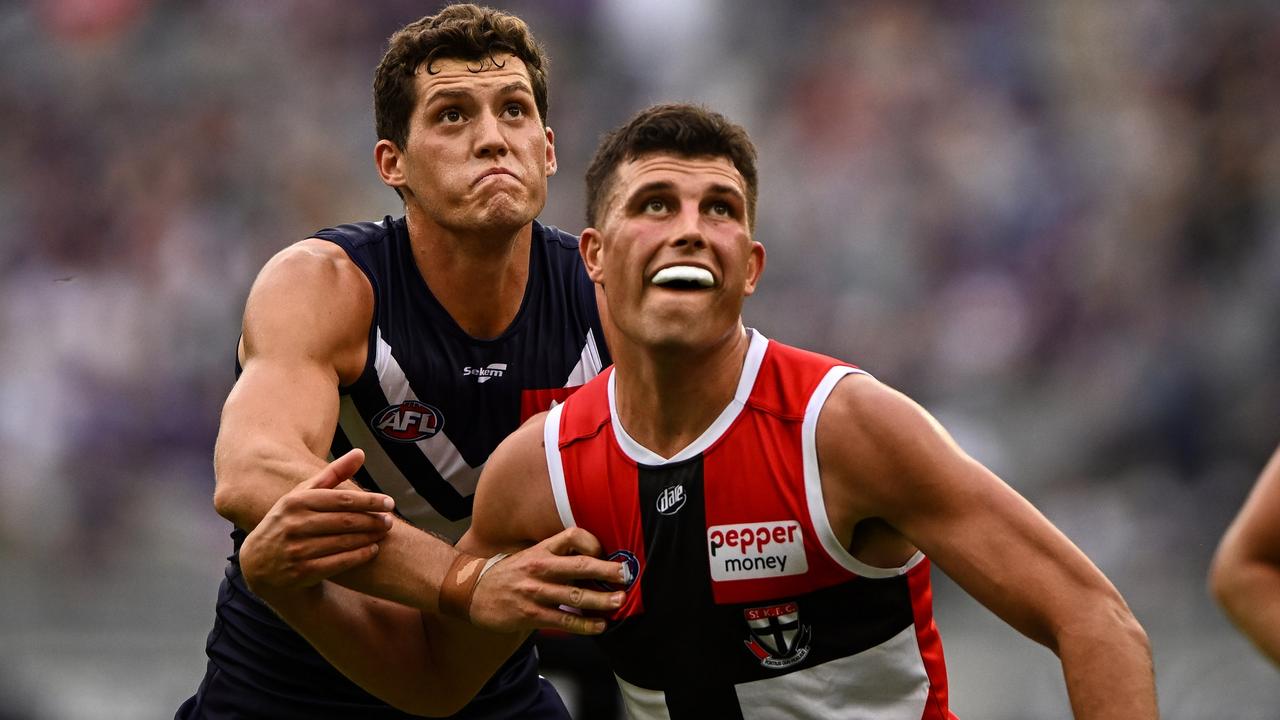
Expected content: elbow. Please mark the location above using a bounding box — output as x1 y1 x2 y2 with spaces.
1051 589 1151 661
211 480 245 526
212 444 264 528
1207 550 1233 609
1208 539 1251 616
1111 600 1151 658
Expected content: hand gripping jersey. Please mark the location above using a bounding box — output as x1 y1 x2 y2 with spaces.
544 330 953 720
179 218 610 720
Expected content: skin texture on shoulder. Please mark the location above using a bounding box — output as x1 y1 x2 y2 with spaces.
1210 444 1280 666
815 372 1158 719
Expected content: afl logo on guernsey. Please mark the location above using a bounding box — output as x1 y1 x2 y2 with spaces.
372 401 444 442
656 484 686 515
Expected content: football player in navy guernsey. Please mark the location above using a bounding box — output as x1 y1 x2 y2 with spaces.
176 5 628 720
237 104 1158 718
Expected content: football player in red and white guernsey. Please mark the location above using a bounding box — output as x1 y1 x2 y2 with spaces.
238 103 1158 719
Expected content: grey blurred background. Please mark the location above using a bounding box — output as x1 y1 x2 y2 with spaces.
2 0 1279 718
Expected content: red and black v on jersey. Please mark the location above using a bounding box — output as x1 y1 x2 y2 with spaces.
545 330 955 720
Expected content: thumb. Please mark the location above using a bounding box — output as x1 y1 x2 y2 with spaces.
300 449 366 490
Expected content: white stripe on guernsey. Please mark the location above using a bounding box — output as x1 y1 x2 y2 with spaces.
802 366 925 578
564 328 603 386
338 395 471 541
734 626 930 719
614 674 673 720
609 328 769 465
373 330 482 497
543 402 575 530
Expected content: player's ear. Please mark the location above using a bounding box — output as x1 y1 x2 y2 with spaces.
375 139 406 189
743 240 766 297
544 126 557 177
580 227 605 284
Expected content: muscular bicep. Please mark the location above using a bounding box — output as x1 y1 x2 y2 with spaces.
457 412 563 557
820 376 1120 649
213 240 372 529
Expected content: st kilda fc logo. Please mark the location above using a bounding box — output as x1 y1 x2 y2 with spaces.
742 601 811 669
372 400 444 442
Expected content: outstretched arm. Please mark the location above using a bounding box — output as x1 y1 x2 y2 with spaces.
1210 444 1280 666
242 415 626 716
819 374 1156 719
212 239 464 613
217 241 617 631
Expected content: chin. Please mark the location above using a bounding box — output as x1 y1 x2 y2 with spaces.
464 201 537 234
633 320 719 355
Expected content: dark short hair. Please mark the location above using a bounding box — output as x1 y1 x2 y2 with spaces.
585 104 759 229
374 4 550 151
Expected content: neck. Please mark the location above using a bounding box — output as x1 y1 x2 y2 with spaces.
405 207 532 339
612 325 751 459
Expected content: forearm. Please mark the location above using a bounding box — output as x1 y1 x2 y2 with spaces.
330 518 455 613
219 436 456 613
213 434 327 530
1213 558 1280 666
1056 606 1157 719
262 582 464 716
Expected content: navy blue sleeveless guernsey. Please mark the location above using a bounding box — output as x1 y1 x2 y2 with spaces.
178 217 610 720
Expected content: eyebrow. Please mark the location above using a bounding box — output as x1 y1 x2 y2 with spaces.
423 81 533 107
626 180 745 203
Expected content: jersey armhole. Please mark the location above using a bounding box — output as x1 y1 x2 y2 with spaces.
543 402 576 530
802 366 925 578
312 235 379 395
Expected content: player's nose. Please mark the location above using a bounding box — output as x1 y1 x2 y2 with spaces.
473 110 509 157
669 206 707 250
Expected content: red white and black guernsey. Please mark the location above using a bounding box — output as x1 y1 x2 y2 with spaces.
544 330 955 720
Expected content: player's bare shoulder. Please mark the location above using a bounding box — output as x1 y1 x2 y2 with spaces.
816 372 960 520
250 239 371 309
470 411 562 546
240 238 373 382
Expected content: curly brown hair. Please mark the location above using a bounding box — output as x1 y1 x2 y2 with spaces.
373 4 550 150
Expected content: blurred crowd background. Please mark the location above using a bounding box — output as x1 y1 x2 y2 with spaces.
2 0 1279 717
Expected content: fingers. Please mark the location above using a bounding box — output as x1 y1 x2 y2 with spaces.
292 543 382 581
494 601 608 636
535 552 629 586
283 507 393 537
540 526 604 558
548 609 608 636
300 449 367 491
544 583 625 614
294 487 395 514
292 531 388 561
